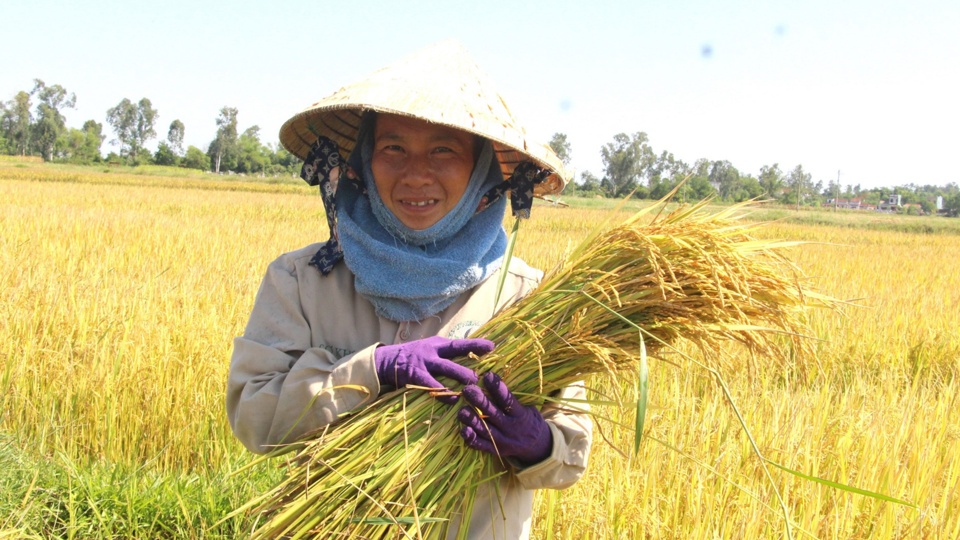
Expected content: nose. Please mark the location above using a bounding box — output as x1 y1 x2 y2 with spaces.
403 153 434 187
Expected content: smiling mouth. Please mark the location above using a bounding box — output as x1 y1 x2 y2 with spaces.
404 200 438 207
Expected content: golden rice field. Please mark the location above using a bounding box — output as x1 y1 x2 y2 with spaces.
1 163 958 539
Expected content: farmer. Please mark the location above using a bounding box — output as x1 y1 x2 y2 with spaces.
226 41 592 539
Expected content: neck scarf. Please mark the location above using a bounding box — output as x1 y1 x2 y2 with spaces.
334 115 508 322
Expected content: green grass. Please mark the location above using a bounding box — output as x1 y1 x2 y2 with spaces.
0 434 280 539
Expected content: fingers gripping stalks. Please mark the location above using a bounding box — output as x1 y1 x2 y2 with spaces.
373 336 491 404
458 372 554 466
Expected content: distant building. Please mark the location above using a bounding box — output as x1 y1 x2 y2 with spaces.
826 198 866 210
878 194 902 212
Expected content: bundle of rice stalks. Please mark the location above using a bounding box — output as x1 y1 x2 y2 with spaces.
230 200 835 539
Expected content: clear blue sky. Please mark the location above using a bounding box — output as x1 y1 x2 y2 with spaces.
3 0 958 189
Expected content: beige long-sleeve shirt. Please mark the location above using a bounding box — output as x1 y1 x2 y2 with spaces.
227 242 592 539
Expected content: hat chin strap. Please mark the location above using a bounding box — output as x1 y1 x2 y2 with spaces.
476 161 553 220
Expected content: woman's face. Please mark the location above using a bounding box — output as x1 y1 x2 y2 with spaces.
371 113 477 230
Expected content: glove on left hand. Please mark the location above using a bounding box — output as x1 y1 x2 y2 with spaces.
375 337 490 405
458 372 553 466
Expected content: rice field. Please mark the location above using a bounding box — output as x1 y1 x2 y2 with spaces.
1 163 958 539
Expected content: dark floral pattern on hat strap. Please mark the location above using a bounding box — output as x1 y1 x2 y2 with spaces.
477 161 552 219
299 136 364 275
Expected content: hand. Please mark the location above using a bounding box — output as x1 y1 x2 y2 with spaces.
374 337 492 404
458 372 553 466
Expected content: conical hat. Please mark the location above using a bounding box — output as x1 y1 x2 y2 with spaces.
279 40 569 195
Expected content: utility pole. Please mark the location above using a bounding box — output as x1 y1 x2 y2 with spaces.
796 174 801 212
835 170 840 211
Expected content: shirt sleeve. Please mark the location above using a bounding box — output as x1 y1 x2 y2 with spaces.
512 382 592 490
226 257 381 454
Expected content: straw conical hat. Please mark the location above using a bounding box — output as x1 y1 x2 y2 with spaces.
279 40 569 195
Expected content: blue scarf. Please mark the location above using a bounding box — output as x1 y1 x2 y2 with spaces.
334 116 508 322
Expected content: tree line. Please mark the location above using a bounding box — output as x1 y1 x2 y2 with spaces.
3 80 959 215
0 80 300 176
547 132 960 216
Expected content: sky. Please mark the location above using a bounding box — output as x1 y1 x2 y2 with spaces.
3 0 959 190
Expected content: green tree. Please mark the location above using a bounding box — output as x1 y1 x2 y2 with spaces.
266 144 301 175
648 151 693 201
548 132 572 166
664 152 691 182
0 100 8 153
676 158 715 202
687 175 717 201
647 150 673 183
106 98 135 157
182 145 210 170
809 179 825 206
154 142 178 166
648 177 678 200
155 119 185 166
823 177 842 204
236 126 271 175
167 119 185 156
61 128 84 161
1 91 33 155
945 192 960 217
31 80 76 161
734 175 764 201
758 164 784 199
708 160 740 201
579 171 601 194
861 189 882 206
106 97 158 163
600 132 654 198
84 120 104 161
131 98 158 163
786 164 813 209
61 120 104 163
209 107 239 173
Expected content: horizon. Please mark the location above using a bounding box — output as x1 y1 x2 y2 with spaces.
3 0 958 190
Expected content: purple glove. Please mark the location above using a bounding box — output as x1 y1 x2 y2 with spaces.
458 372 553 466
374 336 492 404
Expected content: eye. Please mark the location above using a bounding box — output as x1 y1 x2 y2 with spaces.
379 144 404 154
433 143 467 156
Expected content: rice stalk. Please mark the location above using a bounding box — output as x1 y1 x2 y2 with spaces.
232 199 837 539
